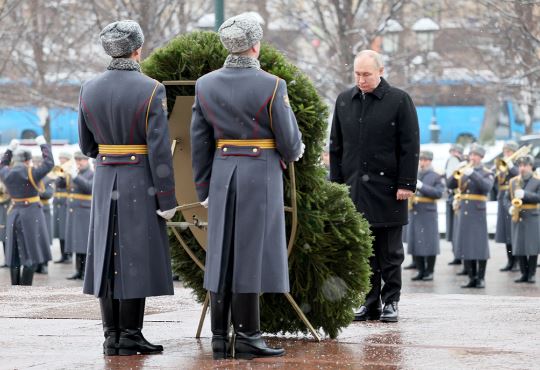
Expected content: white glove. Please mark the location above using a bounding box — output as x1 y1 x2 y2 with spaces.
463 167 474 176
506 159 514 169
35 135 47 146
156 208 176 220
201 197 209 208
416 180 423 189
508 205 515 216
69 166 78 179
514 189 525 199
294 142 306 162
8 139 19 151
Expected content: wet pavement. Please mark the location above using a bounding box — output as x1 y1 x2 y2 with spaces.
0 239 539 369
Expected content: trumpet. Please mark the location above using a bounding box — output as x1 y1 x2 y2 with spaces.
496 144 532 173
50 159 75 179
453 163 473 180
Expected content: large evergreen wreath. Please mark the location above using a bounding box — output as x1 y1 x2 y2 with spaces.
142 31 372 339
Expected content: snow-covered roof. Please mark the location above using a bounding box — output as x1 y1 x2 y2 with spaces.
412 17 440 32
383 19 404 33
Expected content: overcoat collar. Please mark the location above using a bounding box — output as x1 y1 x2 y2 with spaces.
351 77 390 100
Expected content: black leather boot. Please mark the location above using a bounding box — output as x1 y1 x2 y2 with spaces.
118 298 163 355
527 255 537 284
448 258 461 265
210 292 231 359
411 256 425 280
461 260 477 288
100 297 119 355
20 265 36 286
403 258 416 270
515 256 529 283
35 262 48 274
10 266 21 285
55 240 70 263
423 256 436 281
231 293 284 359
500 246 514 271
67 254 85 280
476 260 486 288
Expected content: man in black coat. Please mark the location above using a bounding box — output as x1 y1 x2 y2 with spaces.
330 49 419 323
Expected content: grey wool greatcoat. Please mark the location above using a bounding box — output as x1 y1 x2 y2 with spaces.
0 145 54 266
407 168 445 256
39 177 55 245
63 167 93 254
448 166 494 260
0 182 9 243
495 165 519 244
329 78 419 227
53 177 68 240
445 155 461 242
508 175 540 256
79 65 176 299
191 66 303 294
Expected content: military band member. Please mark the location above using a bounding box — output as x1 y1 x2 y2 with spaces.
0 178 10 267
53 151 73 263
508 155 540 283
0 137 54 285
32 155 55 274
191 14 303 359
408 151 445 281
494 141 519 271
448 144 494 288
445 143 464 265
64 151 93 280
79 20 177 356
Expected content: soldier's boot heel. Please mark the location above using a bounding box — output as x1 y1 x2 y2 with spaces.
212 336 228 360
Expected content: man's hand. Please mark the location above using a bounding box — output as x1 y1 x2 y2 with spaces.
35 135 47 146
294 142 306 162
156 208 176 220
514 189 525 199
8 139 19 152
68 166 78 179
396 189 414 200
463 167 474 176
416 180 423 190
201 197 209 208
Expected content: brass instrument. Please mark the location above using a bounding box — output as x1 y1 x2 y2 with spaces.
511 198 522 222
50 159 75 179
496 144 532 173
0 181 10 203
453 163 474 180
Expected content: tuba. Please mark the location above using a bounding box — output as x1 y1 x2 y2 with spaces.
496 144 532 173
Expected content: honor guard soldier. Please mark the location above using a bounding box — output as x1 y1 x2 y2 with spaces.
448 144 494 288
0 137 54 285
0 179 10 267
64 151 93 280
408 150 445 281
191 13 303 359
495 141 519 271
32 155 55 274
79 20 177 356
508 155 540 283
53 151 73 263
445 144 464 265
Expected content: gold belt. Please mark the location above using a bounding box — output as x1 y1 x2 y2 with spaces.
458 194 488 202
98 144 148 155
12 196 40 204
68 194 92 201
54 192 68 198
521 204 539 210
499 185 509 191
216 139 276 149
41 199 51 205
414 196 436 204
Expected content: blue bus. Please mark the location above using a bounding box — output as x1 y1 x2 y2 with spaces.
416 100 540 144
0 108 79 144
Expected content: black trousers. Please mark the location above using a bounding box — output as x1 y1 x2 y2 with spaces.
364 226 404 308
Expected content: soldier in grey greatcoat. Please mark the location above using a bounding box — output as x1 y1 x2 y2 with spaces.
32 155 55 274
63 152 93 280
408 151 445 281
445 144 463 265
0 179 10 267
494 141 519 271
79 20 177 356
508 155 540 283
0 137 54 285
191 13 303 360
53 151 72 263
448 144 494 288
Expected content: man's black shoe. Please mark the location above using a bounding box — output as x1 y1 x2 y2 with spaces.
380 302 398 323
475 279 485 288
456 268 468 276
353 306 381 321
403 262 416 270
411 273 424 281
461 279 477 288
421 273 434 281
514 275 528 283
448 259 461 265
